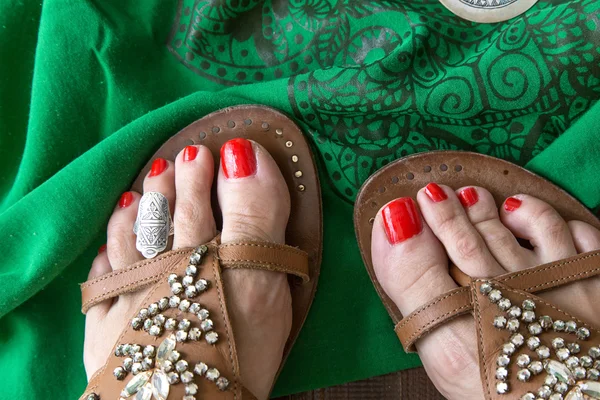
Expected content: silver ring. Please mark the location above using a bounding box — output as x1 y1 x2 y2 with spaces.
133 192 174 259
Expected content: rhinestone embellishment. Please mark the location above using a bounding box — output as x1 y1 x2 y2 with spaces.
106 246 229 400
480 281 599 398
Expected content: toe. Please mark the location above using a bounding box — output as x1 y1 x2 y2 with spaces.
568 220 600 253
457 186 536 272
218 138 290 244
106 191 143 269
372 197 457 315
172 145 217 248
143 158 176 214
217 138 292 399
418 184 504 277
500 195 577 263
371 196 482 398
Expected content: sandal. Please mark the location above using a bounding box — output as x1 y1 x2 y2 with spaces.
354 151 600 400
79 105 322 400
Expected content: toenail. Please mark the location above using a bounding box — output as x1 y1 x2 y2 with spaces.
381 198 423 244
458 187 479 207
149 158 168 177
424 182 448 203
118 192 134 208
220 138 257 179
98 244 107 254
504 196 522 212
183 145 198 162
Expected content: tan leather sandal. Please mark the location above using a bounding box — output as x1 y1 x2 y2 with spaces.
354 151 600 400
79 106 322 400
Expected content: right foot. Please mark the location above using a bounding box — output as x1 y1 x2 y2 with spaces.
84 139 293 400
371 183 600 399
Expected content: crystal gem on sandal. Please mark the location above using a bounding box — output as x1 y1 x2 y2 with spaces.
496 367 508 380
517 369 532 382
507 319 520 332
216 377 230 391
494 316 507 329
166 372 179 385
527 336 541 350
497 381 509 394
522 299 536 310
554 320 566 331
508 306 522 319
194 362 208 376
498 298 512 311
577 327 591 340
580 380 600 398
511 333 525 347
480 282 493 295
151 370 170 400
206 368 220 382
180 371 194 384
205 331 219 344
565 321 577 333
529 361 543 375
564 387 584 400
544 360 575 385
185 265 197 277
489 289 502 303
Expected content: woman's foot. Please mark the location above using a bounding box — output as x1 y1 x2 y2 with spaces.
84 139 293 400
372 183 600 399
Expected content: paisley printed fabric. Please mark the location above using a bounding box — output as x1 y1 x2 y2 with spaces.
168 0 600 200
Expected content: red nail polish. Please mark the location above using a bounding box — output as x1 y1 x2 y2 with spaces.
382 198 423 244
183 146 198 162
504 197 522 212
220 138 257 179
118 191 134 208
424 183 448 203
149 158 168 177
458 187 479 208
98 244 107 254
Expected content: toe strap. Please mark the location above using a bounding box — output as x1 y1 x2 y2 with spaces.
395 249 600 352
217 242 310 283
81 239 310 314
81 248 194 314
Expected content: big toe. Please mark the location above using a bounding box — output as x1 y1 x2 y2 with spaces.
217 138 292 399
371 192 481 398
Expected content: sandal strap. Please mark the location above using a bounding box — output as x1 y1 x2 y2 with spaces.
395 249 600 352
80 248 193 314
80 241 309 314
217 242 309 282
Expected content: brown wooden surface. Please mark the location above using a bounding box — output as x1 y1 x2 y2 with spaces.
275 368 445 399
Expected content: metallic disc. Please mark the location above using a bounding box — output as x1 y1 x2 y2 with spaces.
439 0 539 23
133 192 173 258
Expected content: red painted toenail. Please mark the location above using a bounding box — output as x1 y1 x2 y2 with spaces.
98 244 107 254
504 197 522 212
382 198 423 244
424 183 447 203
149 158 168 177
458 187 479 207
220 138 257 179
183 146 198 162
118 191 134 208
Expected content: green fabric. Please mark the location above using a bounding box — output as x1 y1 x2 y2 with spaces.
1 0 600 398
